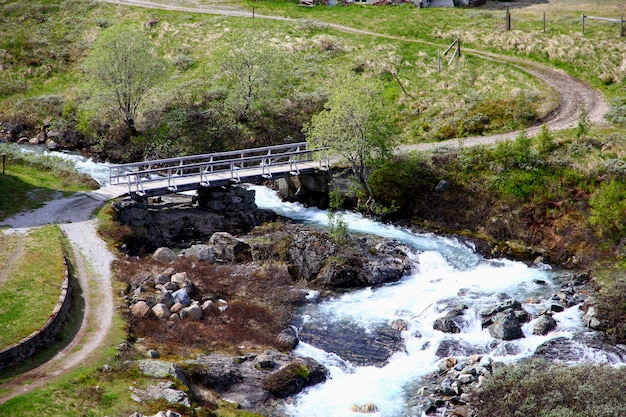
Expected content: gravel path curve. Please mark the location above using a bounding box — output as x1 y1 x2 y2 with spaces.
0 194 114 405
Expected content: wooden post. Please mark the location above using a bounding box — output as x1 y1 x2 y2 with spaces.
437 47 441 73
505 6 510 31
622 16 624 37
582 14 585 35
543 11 546 32
457 37 461 57
252 7 255 18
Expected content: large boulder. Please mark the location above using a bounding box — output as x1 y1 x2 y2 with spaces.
262 359 328 398
287 230 411 289
209 232 252 262
287 230 338 280
481 299 530 341
112 196 278 255
181 244 216 263
488 310 525 340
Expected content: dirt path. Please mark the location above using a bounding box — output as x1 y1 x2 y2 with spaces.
0 194 114 405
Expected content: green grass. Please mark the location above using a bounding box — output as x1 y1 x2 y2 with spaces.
0 144 96 220
0 225 66 349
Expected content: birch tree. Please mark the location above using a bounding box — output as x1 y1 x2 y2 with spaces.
304 75 396 200
84 27 166 134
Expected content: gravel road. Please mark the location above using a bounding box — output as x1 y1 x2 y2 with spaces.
0 193 114 404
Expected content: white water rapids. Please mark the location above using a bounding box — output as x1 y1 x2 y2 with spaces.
250 185 589 417
54 151 624 417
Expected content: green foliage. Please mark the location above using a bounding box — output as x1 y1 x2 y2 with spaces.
214 32 294 123
589 179 626 241
606 97 626 127
83 25 168 132
534 124 556 154
305 74 397 197
369 154 435 216
328 190 348 244
472 359 626 417
512 129 533 166
576 106 592 139
172 53 195 71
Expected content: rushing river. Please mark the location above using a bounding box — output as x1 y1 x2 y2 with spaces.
57 152 626 417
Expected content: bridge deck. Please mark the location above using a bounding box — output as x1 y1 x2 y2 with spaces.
89 142 328 201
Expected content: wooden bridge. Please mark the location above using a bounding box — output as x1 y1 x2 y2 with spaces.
89 142 329 201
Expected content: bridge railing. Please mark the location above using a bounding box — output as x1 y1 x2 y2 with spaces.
108 142 329 195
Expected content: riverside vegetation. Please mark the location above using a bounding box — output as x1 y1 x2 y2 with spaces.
3 0 626 416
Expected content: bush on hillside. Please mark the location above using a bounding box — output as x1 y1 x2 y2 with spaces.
369 154 437 217
471 359 626 417
589 179 626 241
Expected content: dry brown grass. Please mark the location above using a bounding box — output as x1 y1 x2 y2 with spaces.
115 257 304 355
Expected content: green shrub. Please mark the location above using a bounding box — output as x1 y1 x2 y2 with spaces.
606 97 626 127
589 179 626 241
534 124 556 155
369 154 436 214
172 53 194 71
472 359 626 417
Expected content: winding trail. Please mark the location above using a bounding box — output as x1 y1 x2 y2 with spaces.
0 194 114 405
0 0 608 406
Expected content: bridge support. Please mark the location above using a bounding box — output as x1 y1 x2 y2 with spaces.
276 172 332 209
196 186 256 211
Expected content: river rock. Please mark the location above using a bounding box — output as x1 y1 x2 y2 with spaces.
351 403 379 413
582 306 603 330
254 353 277 370
172 289 191 307
156 291 174 308
152 303 171 320
153 247 177 264
288 230 338 280
209 232 252 262
488 310 525 340
130 381 190 407
182 304 203 321
533 314 557 335
186 351 327 412
262 359 328 398
131 300 151 318
276 327 300 349
137 360 186 381
181 244 216 262
433 317 461 334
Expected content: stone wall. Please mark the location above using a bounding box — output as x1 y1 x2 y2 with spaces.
0 258 73 372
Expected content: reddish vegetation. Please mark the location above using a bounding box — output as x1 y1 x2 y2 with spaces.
114 257 305 355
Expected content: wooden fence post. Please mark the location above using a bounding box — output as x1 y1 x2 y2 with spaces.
437 47 441 73
457 37 461 57
582 14 585 35
543 11 546 32
505 6 511 31
622 16 624 37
